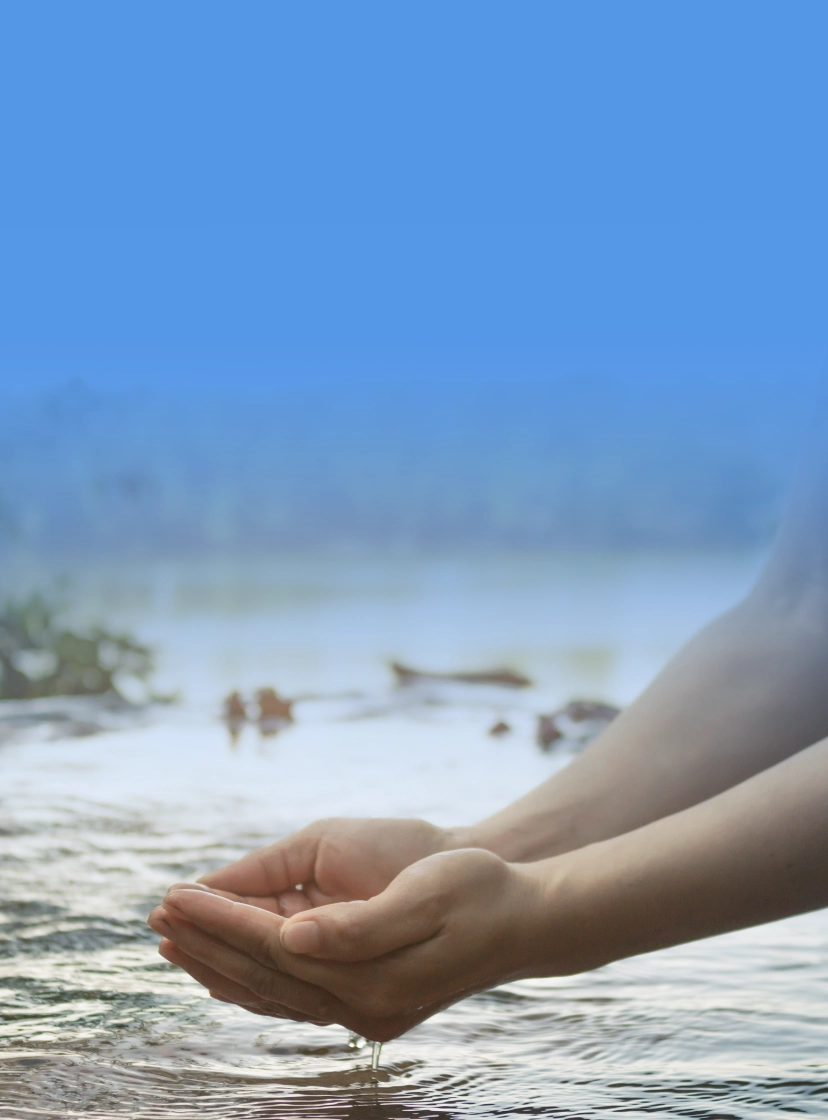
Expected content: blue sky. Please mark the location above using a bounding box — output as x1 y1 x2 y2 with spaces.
1 2 826 393
0 4 826 553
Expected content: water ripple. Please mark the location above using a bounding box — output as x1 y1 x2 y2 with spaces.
2 716 827 1117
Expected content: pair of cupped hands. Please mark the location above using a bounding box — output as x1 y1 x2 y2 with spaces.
147 818 566 1042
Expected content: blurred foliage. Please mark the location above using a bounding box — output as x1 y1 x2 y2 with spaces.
0 593 154 702
0 375 814 555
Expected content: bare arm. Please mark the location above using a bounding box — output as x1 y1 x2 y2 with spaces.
460 387 828 860
529 732 828 971
190 382 828 910
462 589 828 860
151 732 828 1041
149 381 828 1037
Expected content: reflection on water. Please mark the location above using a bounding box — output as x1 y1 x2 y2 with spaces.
2 552 827 1118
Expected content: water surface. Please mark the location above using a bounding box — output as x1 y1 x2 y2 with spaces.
2 552 826 1118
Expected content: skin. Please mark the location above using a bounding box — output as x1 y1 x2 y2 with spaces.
148 381 828 1042
151 732 828 1040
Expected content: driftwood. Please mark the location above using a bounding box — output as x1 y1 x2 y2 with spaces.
390 661 532 690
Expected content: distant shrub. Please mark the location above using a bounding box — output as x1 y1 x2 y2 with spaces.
0 594 154 702
0 376 811 556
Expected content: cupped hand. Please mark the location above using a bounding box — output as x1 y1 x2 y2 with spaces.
147 816 461 1030
148 847 554 1041
191 816 459 916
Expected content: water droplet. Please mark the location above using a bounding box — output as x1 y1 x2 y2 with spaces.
371 1040 382 1071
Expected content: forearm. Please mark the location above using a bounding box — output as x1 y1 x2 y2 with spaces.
457 589 828 861
527 734 828 975
152 736 828 1041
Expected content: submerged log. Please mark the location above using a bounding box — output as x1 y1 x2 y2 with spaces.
390 661 532 689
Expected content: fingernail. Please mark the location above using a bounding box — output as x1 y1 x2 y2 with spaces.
164 887 202 907
147 908 173 937
281 919 321 954
158 939 177 963
165 888 230 914
166 881 210 894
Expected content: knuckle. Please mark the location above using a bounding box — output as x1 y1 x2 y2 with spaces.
239 958 283 1005
242 962 272 999
262 927 284 964
330 911 360 945
441 847 509 891
248 964 338 1026
470 848 508 884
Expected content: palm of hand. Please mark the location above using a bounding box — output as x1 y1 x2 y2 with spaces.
195 817 450 918
153 846 529 1042
275 833 400 915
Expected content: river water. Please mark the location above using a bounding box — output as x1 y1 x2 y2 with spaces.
2 552 827 1119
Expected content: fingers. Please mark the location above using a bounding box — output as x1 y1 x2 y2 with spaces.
280 864 444 962
275 888 316 917
152 907 278 1010
165 879 292 915
153 903 419 1040
155 887 418 1017
160 939 279 1014
161 890 284 965
158 939 326 1023
198 827 322 897
149 890 451 1041
150 896 346 1023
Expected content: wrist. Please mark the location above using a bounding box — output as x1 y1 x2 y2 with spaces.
422 823 473 857
514 850 622 978
446 814 579 862
441 825 479 851
441 823 517 857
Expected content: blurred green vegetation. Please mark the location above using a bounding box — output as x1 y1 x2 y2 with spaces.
0 594 154 702
0 375 814 556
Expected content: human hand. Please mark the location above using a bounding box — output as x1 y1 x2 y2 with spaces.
148 847 555 1041
148 816 463 1030
190 816 460 916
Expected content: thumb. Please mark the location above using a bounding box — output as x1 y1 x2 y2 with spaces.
279 865 443 961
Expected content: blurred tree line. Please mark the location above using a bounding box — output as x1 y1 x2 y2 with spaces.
0 373 814 557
